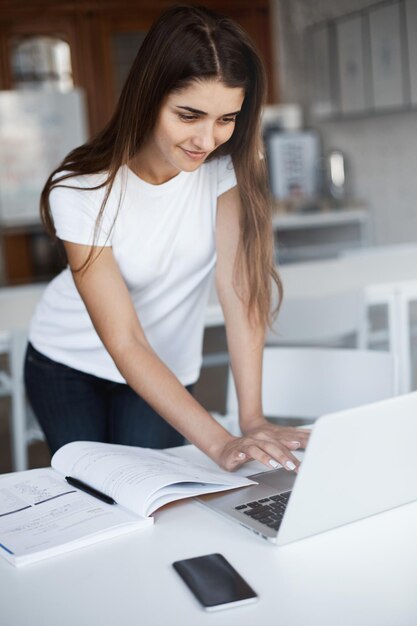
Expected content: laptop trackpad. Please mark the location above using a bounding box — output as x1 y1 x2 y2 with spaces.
249 468 297 492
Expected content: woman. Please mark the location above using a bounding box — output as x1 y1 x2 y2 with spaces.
25 4 309 471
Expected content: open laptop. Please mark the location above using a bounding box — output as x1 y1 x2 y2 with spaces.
196 391 417 545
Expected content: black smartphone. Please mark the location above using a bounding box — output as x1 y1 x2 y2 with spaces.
172 553 258 611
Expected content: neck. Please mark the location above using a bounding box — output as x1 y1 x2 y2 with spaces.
129 147 179 185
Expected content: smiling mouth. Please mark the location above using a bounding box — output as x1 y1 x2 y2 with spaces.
181 148 207 160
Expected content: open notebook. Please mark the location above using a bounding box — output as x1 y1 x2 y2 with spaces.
0 441 254 566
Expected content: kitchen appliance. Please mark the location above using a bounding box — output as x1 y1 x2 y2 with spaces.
325 149 348 202
264 129 321 202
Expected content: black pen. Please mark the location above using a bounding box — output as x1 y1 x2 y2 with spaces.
65 476 116 505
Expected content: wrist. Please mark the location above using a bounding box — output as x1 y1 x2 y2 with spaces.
239 413 266 433
206 427 235 464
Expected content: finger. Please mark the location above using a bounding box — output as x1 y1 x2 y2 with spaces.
242 443 300 473
249 428 306 448
281 440 302 450
223 450 248 472
280 429 310 448
268 424 311 438
268 430 309 450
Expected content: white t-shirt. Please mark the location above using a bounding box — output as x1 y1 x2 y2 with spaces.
29 157 237 385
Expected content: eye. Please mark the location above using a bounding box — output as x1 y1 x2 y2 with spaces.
219 116 238 125
178 113 198 122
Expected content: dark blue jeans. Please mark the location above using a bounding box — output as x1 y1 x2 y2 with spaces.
24 343 187 455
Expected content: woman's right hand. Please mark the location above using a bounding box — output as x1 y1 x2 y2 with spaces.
214 433 303 473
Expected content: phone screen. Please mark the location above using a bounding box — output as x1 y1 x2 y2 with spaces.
172 553 258 611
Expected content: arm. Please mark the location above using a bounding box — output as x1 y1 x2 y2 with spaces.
63 242 239 467
215 187 310 470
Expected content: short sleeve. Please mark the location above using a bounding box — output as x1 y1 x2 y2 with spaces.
49 175 115 247
216 156 237 197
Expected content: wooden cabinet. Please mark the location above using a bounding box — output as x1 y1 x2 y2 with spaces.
0 0 275 285
0 0 275 133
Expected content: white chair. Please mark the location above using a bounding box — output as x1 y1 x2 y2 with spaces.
217 346 399 435
0 283 46 334
7 329 44 471
266 290 368 349
0 283 46 471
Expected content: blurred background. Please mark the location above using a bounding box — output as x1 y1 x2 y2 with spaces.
1 0 416 472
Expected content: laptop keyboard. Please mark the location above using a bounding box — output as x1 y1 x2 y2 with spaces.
234 491 292 531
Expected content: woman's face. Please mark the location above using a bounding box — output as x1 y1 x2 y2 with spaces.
138 79 245 183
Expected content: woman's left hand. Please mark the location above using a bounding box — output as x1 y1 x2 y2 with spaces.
240 418 311 452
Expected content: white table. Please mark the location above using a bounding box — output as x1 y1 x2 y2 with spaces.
0 445 416 626
205 244 417 394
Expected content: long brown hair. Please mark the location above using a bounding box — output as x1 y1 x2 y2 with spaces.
41 4 282 329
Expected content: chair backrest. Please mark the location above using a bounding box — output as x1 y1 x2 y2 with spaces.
266 290 367 349
0 283 46 333
0 285 46 471
226 346 399 421
7 328 44 471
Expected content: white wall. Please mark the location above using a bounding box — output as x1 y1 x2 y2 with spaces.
271 0 417 245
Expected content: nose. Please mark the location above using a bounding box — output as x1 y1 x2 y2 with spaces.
193 122 216 152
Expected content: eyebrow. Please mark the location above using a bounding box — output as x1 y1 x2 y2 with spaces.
176 105 241 117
